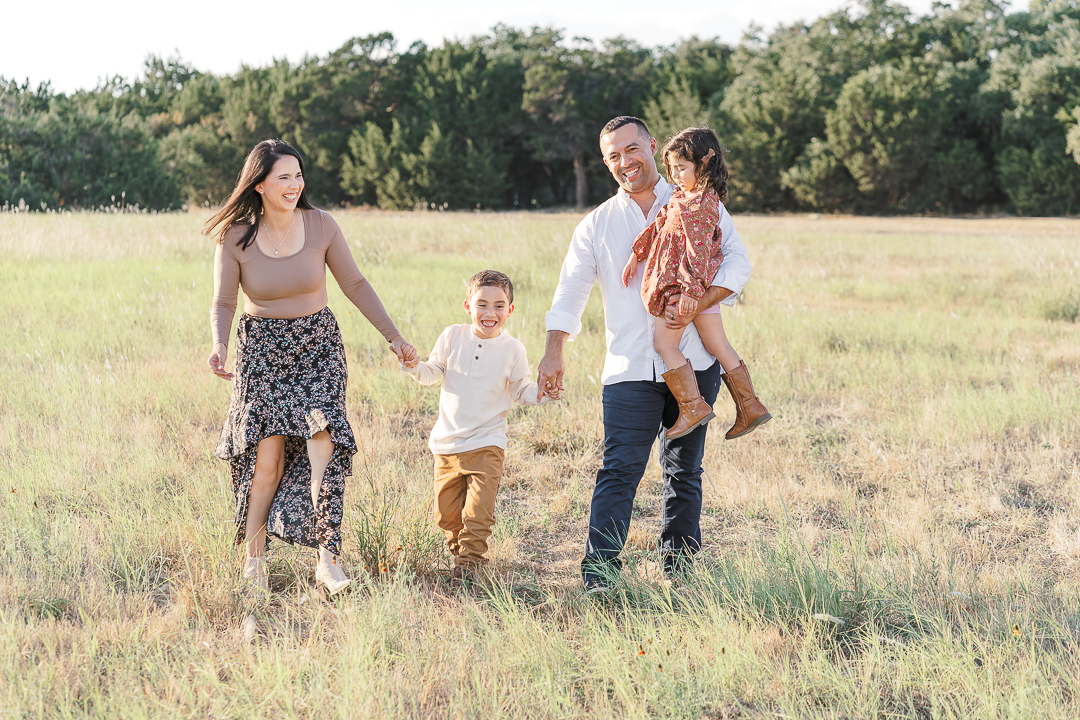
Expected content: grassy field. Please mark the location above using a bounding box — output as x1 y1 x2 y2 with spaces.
1 209 1079 719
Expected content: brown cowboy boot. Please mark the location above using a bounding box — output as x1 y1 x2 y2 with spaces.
722 360 772 439
662 359 716 439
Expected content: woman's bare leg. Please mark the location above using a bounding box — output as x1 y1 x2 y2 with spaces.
245 435 286 560
693 313 741 372
307 430 333 512
307 430 349 587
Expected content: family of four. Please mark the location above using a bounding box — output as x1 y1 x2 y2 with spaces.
207 116 770 598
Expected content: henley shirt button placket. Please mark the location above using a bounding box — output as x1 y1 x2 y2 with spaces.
471 341 483 374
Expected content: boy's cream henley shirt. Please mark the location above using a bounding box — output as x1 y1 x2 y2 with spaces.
403 324 548 455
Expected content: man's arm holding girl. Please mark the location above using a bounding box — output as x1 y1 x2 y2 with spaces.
664 203 751 330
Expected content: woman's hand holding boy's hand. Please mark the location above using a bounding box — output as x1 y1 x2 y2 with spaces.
621 256 638 287
543 385 562 400
391 337 418 366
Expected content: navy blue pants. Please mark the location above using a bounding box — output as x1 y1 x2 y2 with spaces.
581 360 722 584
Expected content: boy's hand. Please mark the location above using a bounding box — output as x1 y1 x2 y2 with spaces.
403 356 420 369
621 256 638 287
391 336 417 365
544 385 562 400
678 294 698 317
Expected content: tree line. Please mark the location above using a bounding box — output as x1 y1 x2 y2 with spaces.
2 0 1078 215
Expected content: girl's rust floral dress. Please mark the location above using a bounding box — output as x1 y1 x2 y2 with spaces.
631 187 724 316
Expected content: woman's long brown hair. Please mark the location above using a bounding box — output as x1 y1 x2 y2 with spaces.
203 139 314 249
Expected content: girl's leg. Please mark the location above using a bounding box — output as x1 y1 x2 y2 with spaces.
654 320 714 439
308 430 350 591
693 313 772 439
692 313 741 372
243 434 285 596
653 322 690 372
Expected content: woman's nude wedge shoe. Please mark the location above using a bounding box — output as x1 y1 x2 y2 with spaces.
242 556 269 601
315 550 352 596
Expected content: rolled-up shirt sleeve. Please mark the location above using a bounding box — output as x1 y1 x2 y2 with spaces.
710 202 752 306
544 219 598 341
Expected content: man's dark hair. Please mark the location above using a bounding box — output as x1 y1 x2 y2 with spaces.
599 116 651 143
467 269 514 304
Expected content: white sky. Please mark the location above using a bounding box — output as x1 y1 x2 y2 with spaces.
6 0 1031 94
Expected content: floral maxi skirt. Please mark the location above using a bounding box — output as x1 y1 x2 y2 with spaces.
215 307 356 556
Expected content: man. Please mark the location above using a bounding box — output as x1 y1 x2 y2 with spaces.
536 116 751 591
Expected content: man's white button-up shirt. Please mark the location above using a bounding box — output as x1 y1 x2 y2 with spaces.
545 177 752 385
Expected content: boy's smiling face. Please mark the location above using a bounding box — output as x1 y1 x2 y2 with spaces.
465 285 513 339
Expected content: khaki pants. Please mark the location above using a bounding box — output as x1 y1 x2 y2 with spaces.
433 446 505 566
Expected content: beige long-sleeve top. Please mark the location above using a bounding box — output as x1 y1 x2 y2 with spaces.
210 208 400 346
402 324 549 455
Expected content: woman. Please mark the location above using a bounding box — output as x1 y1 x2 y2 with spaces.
206 139 416 597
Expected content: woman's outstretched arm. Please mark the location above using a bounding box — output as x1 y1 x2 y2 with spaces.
322 213 416 364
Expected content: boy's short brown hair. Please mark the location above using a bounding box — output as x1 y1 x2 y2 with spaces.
467 269 514 304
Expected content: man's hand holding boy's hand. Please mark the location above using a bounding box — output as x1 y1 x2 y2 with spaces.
543 385 562 400
537 330 569 403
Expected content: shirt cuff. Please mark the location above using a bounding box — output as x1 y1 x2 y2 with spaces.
544 310 582 340
715 291 738 307
710 271 745 307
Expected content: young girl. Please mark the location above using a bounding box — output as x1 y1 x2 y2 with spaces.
621 127 770 440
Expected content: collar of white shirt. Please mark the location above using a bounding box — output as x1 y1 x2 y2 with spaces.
614 176 671 217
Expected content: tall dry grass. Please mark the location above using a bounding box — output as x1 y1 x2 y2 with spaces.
1 209 1079 718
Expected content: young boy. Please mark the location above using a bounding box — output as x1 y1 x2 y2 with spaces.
402 269 558 579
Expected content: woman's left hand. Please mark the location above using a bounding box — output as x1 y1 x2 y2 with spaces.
207 343 234 380
391 336 418 365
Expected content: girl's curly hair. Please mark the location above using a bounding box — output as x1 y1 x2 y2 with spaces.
662 127 729 202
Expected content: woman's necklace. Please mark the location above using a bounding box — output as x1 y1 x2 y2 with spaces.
262 211 296 256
